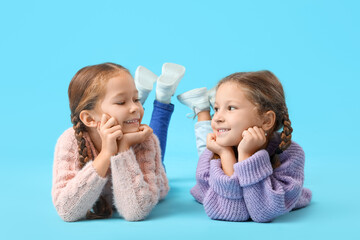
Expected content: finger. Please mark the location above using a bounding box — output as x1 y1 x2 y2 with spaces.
258 127 266 138
247 127 257 138
139 124 150 132
253 126 264 139
143 126 153 135
100 114 108 128
145 127 153 135
108 125 122 134
103 116 117 129
110 129 123 140
208 134 216 142
242 130 251 139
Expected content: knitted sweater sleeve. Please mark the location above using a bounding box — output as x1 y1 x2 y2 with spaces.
51 129 108 222
150 134 170 200
190 149 250 221
234 141 310 222
110 134 169 221
190 149 212 204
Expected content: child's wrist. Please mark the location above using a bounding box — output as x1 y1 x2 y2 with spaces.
238 151 251 162
219 149 236 161
219 151 236 176
118 141 130 153
98 150 112 160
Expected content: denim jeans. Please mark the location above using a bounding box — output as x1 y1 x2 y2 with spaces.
149 100 174 165
194 120 212 157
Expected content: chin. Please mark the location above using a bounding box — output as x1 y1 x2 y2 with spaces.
217 138 241 148
123 127 140 134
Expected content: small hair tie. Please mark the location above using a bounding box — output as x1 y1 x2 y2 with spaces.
275 148 283 154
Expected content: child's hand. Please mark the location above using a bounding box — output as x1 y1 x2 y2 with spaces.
97 114 123 157
118 124 153 152
206 133 232 156
237 126 266 161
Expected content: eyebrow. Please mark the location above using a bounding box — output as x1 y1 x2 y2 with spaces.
111 90 139 99
214 99 242 105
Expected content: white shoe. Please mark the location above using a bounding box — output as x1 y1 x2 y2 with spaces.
156 63 185 104
207 87 216 110
134 66 158 104
177 87 210 116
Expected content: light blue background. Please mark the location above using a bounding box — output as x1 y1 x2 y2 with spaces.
1 0 359 239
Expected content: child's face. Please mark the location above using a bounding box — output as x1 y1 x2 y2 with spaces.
211 81 264 147
95 71 144 133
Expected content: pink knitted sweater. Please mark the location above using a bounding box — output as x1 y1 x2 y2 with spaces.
52 128 169 222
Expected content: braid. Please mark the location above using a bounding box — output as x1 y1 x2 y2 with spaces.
86 196 113 220
271 112 293 169
71 115 89 168
71 114 113 219
278 112 293 153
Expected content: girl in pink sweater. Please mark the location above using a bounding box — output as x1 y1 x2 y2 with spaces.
52 62 184 221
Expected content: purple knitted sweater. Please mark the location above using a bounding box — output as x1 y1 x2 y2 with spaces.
190 133 312 222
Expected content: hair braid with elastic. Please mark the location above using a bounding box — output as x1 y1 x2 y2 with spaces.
278 112 293 153
271 111 293 169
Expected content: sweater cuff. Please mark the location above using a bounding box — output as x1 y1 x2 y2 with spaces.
209 160 242 199
110 148 137 167
84 160 108 182
234 149 273 187
74 161 108 197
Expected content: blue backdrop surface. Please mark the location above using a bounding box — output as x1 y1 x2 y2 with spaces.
1 0 359 239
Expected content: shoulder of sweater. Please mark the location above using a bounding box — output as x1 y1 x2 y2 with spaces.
278 140 305 171
55 127 77 152
132 133 160 152
285 140 305 158
267 132 305 163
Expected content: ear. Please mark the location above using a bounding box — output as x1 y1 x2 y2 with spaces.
262 110 276 132
79 110 98 128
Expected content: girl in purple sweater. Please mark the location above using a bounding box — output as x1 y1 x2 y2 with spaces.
177 70 312 222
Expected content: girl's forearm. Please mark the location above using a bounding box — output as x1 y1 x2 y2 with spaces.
92 151 111 177
238 152 252 162
219 150 237 176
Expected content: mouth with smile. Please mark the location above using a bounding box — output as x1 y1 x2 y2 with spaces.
123 118 140 125
216 128 231 136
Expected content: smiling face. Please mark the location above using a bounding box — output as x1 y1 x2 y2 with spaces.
211 81 264 147
95 70 144 133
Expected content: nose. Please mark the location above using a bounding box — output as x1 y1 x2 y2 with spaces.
129 101 140 113
212 111 224 123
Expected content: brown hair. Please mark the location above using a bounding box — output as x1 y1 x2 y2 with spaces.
68 62 129 219
217 70 293 168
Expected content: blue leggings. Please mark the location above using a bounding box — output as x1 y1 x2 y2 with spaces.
149 100 174 166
